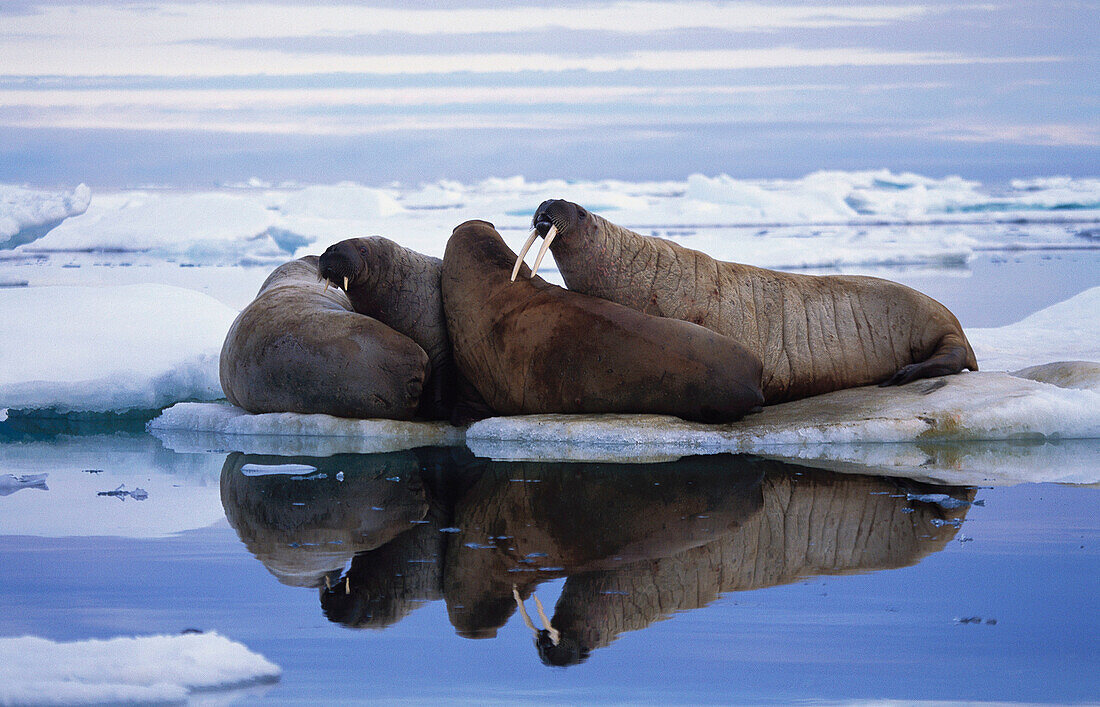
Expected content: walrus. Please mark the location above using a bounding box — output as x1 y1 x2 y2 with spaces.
514 200 978 403
317 236 459 420
219 256 428 419
441 220 764 422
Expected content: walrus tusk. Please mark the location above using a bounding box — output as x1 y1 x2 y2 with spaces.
529 224 557 278
513 585 539 636
511 228 540 282
322 279 330 293
343 276 349 291
345 576 351 594
533 593 561 645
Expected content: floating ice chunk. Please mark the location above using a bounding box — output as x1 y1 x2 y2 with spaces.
968 287 1100 371
240 463 320 476
149 401 465 455
0 284 238 414
0 183 90 249
0 632 280 705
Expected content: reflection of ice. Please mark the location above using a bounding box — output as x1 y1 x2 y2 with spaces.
0 632 279 705
0 473 48 496
0 434 225 538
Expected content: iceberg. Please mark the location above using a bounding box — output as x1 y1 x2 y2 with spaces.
0 632 279 705
0 183 90 250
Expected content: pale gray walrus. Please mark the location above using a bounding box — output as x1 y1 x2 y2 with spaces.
441 220 764 422
219 256 428 419
317 236 473 420
514 200 978 403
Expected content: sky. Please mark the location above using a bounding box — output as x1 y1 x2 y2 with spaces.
1 0 1097 187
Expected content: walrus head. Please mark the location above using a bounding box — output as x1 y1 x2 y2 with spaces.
511 199 590 281
318 238 370 292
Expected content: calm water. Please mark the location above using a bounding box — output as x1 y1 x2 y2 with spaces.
1 445 1098 704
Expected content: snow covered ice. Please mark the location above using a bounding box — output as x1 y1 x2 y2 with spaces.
0 183 89 251
0 632 280 705
0 284 237 415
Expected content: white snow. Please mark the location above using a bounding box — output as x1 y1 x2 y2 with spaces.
0 284 238 414
149 401 466 455
0 632 279 705
967 286 1100 371
0 183 90 248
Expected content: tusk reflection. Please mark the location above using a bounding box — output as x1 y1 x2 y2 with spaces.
513 585 539 637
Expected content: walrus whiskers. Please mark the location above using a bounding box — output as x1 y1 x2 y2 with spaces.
510 228 541 282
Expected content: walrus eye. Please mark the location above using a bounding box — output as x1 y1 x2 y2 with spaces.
358 246 367 255
576 207 587 219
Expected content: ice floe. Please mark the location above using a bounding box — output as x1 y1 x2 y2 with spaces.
0 284 238 414
466 367 1100 484
0 183 90 250
0 632 279 705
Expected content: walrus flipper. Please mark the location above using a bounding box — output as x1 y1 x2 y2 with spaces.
879 333 977 387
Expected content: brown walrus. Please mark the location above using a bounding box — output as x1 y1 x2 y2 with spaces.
441 220 764 422
317 236 460 420
219 256 428 419
514 200 978 404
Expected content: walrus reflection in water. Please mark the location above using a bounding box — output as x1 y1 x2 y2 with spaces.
513 200 978 404
448 458 973 666
304 455 973 666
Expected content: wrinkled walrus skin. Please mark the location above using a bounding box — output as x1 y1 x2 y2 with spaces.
522 200 978 404
442 220 764 423
219 256 429 419
318 236 458 420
